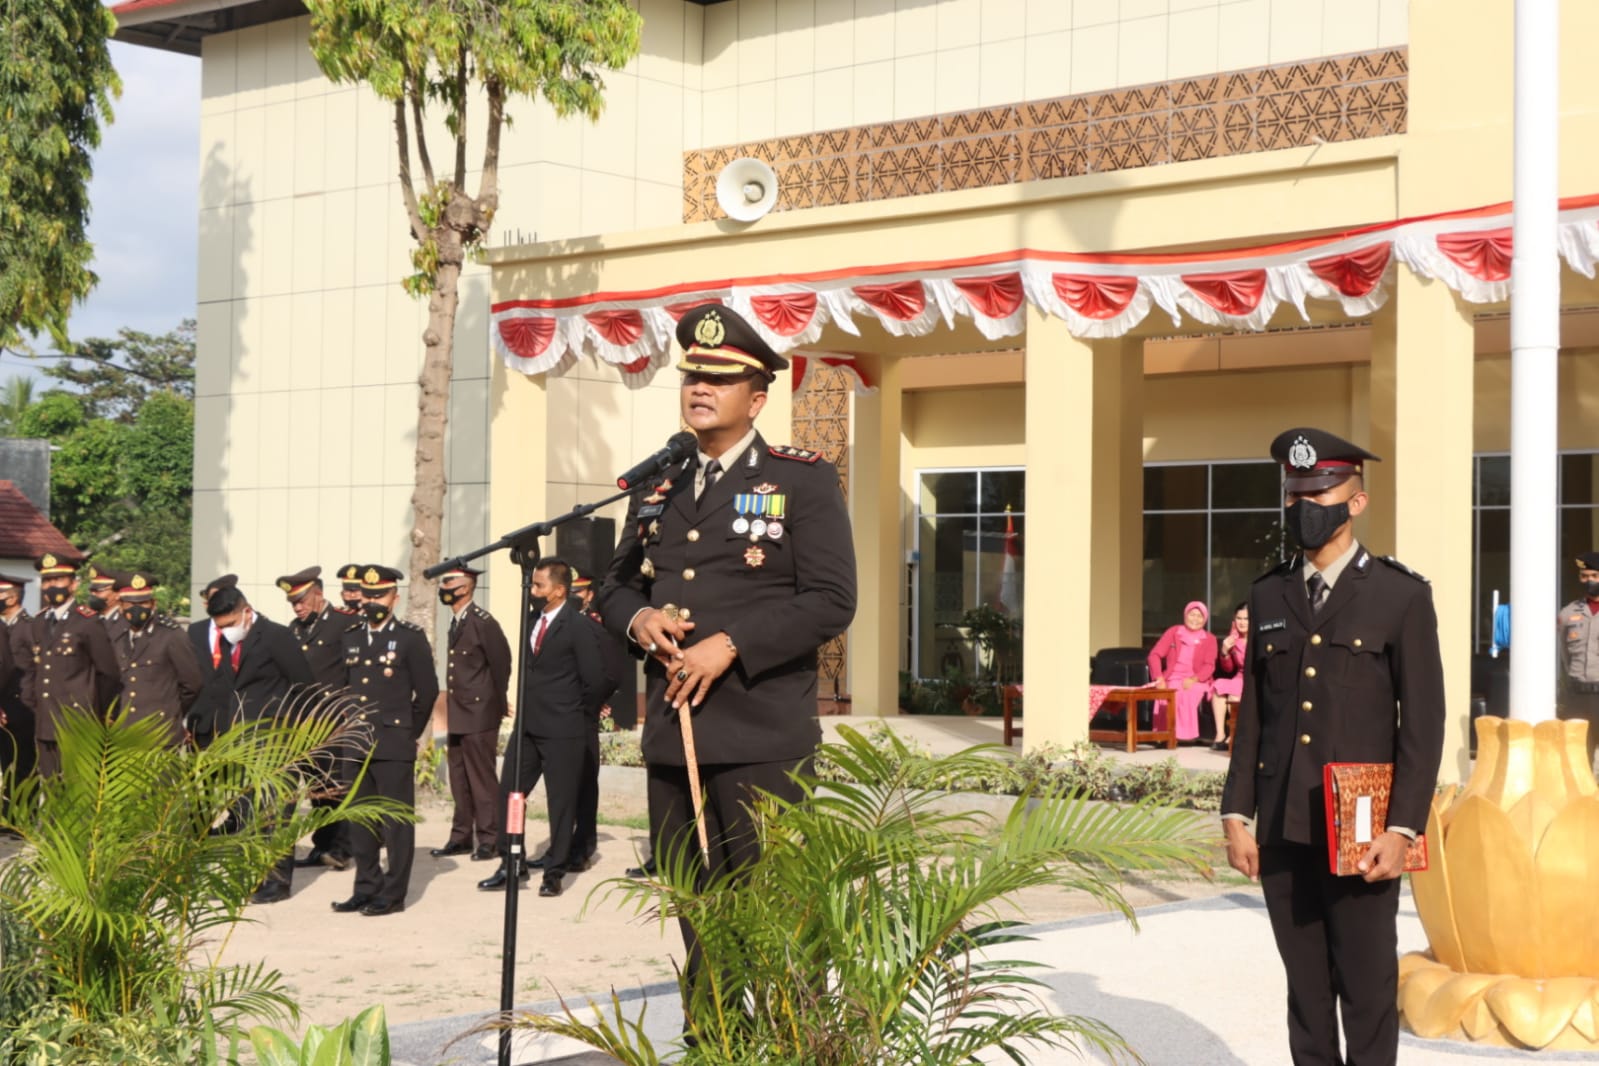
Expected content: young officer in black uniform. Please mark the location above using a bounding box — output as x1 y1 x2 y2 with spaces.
598 304 856 980
1222 427 1445 1066
332 565 439 917
113 572 202 748
278 565 362 870
430 564 511 863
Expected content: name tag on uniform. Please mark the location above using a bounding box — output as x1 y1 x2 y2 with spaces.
638 504 665 518
1257 618 1287 633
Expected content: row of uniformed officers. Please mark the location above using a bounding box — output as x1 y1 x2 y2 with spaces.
0 554 574 916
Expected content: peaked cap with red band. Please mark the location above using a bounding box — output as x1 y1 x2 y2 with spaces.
0 573 30 591
36 553 83 577
675 304 788 380
1271 427 1381 493
360 564 402 592
277 566 322 600
119 572 158 601
438 563 482 583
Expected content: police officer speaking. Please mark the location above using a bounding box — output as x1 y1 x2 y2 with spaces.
1222 427 1445 1066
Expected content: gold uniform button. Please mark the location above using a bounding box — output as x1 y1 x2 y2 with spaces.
302 644 310 651
362 678 370 685
1266 643 1274 653
1310 635 1322 646
1302 701 1313 712
684 568 696 581
1304 666 1317 678
1354 638 1363 648
1300 734 1312 745
687 530 700 542
1257 761 1266 770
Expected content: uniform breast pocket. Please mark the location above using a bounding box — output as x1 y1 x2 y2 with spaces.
1256 637 1293 691
383 713 406 728
1328 634 1387 686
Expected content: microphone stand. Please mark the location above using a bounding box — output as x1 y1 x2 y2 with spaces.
425 484 642 1066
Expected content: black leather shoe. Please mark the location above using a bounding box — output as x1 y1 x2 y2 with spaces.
538 877 563 897
295 847 328 868
331 894 372 913
430 842 472 858
321 851 351 871
570 852 598 872
250 884 290 905
471 845 496 861
625 859 656 879
359 899 404 916
477 863 529 891
527 853 547 869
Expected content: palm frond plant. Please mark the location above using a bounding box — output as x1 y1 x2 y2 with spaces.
0 691 409 1048
505 726 1214 1065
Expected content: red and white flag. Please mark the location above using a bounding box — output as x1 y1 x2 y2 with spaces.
998 507 1022 615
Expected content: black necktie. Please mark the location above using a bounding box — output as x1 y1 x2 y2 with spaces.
700 459 721 499
1307 572 1328 615
449 615 460 638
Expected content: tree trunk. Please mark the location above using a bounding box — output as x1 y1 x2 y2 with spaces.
406 253 461 629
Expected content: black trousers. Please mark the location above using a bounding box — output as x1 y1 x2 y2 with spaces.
1259 842 1402 1066
445 729 500 848
351 759 415 907
572 729 600 862
34 739 60 779
1 707 35 781
495 732 586 877
648 757 809 1000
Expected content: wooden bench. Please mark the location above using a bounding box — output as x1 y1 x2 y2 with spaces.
1088 687 1178 753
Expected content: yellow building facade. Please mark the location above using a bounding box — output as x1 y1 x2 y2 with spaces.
118 0 1599 781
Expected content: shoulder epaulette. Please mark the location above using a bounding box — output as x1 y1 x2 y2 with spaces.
158 616 183 630
770 444 821 463
397 619 424 632
1376 555 1429 583
471 605 491 619
75 606 96 618
332 605 359 616
1255 555 1299 583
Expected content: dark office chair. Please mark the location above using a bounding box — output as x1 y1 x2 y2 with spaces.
1088 647 1154 731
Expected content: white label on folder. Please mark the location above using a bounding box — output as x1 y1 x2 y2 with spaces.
1354 796 1374 844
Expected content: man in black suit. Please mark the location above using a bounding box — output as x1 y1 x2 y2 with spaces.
203 584 316 903
185 574 239 748
599 305 856 987
332 565 438 917
478 558 612 898
1223 427 1445 1066
0 573 37 780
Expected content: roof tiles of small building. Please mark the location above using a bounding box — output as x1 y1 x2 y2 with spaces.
0 481 77 560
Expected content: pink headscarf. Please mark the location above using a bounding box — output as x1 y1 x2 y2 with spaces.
1182 601 1209 628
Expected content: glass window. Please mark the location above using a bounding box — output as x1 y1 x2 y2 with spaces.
1144 513 1206 637
1562 453 1599 507
1478 455 1511 507
1143 464 1207 511
919 472 977 515
1212 462 1284 510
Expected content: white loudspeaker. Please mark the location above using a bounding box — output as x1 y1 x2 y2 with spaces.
715 157 780 222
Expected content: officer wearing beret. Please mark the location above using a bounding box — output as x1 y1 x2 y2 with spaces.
279 565 363 870
332 565 439 917
599 304 856 980
112 573 203 748
29 554 122 777
87 565 131 646
1222 427 1445 1066
185 574 240 748
429 564 511 863
0 573 37 778
1557 550 1599 766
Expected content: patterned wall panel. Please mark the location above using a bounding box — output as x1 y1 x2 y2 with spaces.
684 48 1407 223
792 365 852 709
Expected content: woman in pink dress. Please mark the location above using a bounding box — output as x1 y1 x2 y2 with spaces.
1209 602 1248 751
1147 601 1219 743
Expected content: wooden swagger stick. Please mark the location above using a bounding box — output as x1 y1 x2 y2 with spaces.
663 604 711 866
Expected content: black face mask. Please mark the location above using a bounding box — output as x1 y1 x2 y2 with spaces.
363 602 391 625
343 594 363 611
1286 499 1350 551
438 587 461 606
1584 581 1599 599
88 595 108 613
42 587 72 608
530 597 548 615
126 605 154 629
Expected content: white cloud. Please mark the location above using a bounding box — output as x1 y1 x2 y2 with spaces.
68 41 201 344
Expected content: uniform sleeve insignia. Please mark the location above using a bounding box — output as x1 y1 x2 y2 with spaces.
769 445 820 464
1377 555 1429 583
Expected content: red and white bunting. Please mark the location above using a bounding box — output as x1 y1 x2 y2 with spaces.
491 195 1599 397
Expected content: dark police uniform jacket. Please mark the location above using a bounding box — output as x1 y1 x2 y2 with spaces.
116 620 204 746
600 433 857 766
291 605 363 691
101 608 130 647
342 618 439 762
1 612 32 724
1222 545 1446 846
446 603 511 735
27 606 122 741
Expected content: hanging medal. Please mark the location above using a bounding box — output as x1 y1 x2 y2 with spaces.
732 492 754 535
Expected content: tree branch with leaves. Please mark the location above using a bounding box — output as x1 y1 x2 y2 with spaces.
307 0 642 626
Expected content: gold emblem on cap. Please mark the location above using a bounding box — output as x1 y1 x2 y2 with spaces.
364 567 380 584
132 575 148 590
278 579 292 592
694 310 725 348
41 554 57 569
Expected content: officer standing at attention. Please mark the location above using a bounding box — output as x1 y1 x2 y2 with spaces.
29 554 122 777
429 564 511 863
598 305 856 976
113 572 203 747
1222 427 1445 1066
332 565 438 917
279 565 362 870
1558 551 1599 767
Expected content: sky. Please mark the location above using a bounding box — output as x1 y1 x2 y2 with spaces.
0 39 200 385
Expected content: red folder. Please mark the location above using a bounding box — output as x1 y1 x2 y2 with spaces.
1323 762 1428 876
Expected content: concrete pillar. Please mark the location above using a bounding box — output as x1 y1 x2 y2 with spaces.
1023 311 1143 748
848 353 903 718
1368 271 1476 784
488 362 549 689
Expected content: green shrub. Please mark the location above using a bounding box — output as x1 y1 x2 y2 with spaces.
0 1000 240 1065
249 1005 390 1066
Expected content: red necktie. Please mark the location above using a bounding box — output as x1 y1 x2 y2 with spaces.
230 641 242 670
532 614 548 655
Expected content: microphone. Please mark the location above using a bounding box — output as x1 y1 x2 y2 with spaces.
616 431 698 490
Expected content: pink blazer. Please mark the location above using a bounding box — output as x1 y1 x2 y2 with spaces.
1147 625 1218 683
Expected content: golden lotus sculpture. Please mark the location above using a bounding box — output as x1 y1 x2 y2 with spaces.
1399 717 1599 1049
